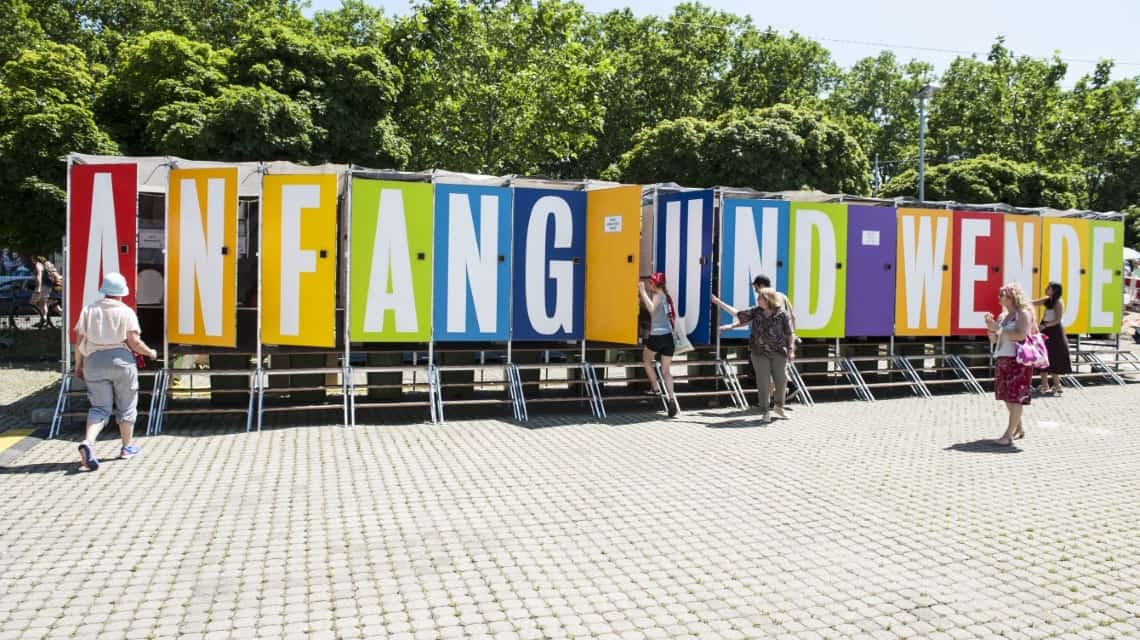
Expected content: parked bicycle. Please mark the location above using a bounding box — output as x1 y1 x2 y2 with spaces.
0 276 61 330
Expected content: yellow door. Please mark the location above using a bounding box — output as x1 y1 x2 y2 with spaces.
895 208 953 336
585 186 641 344
1042 218 1090 334
261 174 338 347
166 168 238 347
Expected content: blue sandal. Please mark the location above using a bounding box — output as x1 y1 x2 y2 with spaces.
78 441 100 471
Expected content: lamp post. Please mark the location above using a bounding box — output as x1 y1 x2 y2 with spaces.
915 83 939 202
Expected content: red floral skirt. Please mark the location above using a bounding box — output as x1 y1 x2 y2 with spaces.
994 356 1032 405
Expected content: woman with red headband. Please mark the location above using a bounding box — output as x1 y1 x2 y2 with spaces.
984 282 1035 446
637 272 681 417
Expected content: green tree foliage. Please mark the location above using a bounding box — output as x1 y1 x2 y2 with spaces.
714 27 839 112
1124 205 1140 250
572 7 836 177
95 31 229 154
312 0 392 49
827 52 933 179
0 0 45 64
0 42 117 252
1047 61 1140 211
147 85 315 161
616 104 870 194
604 117 717 185
20 0 308 64
927 38 1068 165
3 0 1140 253
230 22 406 165
878 154 1087 209
387 0 605 175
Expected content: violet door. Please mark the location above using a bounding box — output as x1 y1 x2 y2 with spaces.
845 206 897 337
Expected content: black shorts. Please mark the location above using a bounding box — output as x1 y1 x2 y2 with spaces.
645 333 675 357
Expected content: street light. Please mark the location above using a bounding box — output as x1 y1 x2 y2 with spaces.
915 83 939 202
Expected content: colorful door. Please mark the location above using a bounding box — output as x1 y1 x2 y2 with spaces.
1002 214 1042 309
951 211 1004 336
895 208 953 336
585 186 641 344
432 183 513 342
350 179 434 343
511 188 586 341
1088 220 1123 334
845 205 896 337
788 203 847 338
261 174 338 347
1042 218 1090 334
166 167 238 347
718 198 789 339
67 163 138 344
656 190 714 344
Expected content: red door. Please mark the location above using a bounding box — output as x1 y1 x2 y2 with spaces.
67 163 138 343
951 211 1004 335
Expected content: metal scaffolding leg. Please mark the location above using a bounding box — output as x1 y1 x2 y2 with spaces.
49 373 73 440
516 363 531 421
506 363 529 422
341 365 351 428
1113 350 1140 373
348 366 359 427
152 369 172 435
652 361 672 412
251 368 263 433
945 355 984 394
715 360 749 409
784 361 814 407
580 362 605 419
144 370 166 436
839 358 874 401
892 356 932 399
1082 352 1126 385
427 363 444 424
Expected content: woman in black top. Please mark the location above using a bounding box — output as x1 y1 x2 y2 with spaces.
1031 281 1072 394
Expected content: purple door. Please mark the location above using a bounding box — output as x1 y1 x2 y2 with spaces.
846 206 897 336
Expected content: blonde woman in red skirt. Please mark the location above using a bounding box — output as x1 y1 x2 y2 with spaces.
984 283 1035 446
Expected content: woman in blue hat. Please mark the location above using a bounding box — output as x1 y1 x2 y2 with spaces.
73 272 157 471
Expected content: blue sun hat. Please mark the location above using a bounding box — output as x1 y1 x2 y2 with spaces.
98 272 129 297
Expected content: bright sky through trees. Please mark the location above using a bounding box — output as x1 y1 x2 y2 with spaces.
307 0 1140 83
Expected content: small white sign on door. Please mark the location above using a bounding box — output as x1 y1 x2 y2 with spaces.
139 229 164 249
603 215 623 233
861 230 880 246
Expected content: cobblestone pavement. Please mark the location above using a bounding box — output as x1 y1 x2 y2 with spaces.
1 381 1139 639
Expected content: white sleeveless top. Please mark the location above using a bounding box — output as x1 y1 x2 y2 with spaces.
74 298 141 356
994 311 1022 358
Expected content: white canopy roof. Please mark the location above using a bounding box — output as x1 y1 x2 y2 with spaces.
65 154 1124 220
69 153 348 197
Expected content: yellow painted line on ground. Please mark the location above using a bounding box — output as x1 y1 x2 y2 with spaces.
0 429 35 455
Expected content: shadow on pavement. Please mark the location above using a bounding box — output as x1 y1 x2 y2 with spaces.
944 439 1023 453
706 420 766 429
0 383 61 429
0 460 84 475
